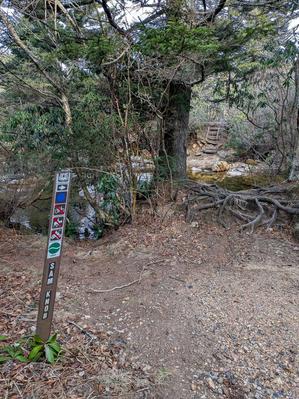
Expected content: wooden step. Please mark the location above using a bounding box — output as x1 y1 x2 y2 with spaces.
207 135 219 140
206 140 219 145
203 148 218 154
206 138 219 143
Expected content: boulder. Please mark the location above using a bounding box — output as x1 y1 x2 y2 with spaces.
245 159 258 166
212 161 230 173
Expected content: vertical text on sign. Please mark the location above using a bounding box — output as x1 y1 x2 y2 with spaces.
46 262 56 285
42 290 51 320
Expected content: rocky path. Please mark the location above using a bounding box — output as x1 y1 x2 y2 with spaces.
1 217 298 398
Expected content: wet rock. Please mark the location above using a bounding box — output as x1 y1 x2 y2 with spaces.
212 161 230 172
218 149 236 160
246 159 258 166
226 163 250 177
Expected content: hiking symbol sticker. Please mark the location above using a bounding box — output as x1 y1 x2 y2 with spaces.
48 241 61 258
54 204 66 216
52 216 64 228
57 172 70 183
50 229 62 241
57 184 68 191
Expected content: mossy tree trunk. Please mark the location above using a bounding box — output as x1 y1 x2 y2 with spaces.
289 57 299 181
158 82 192 181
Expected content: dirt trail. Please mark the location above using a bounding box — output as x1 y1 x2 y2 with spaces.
1 218 298 398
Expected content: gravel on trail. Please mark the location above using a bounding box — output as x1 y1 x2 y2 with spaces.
0 216 298 398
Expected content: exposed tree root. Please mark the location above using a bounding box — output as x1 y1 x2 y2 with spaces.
184 181 299 232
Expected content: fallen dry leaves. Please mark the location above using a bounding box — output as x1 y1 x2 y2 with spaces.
0 263 157 398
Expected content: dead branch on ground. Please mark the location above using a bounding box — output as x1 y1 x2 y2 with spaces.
88 259 164 293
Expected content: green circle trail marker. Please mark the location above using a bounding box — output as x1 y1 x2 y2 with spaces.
48 242 61 256
36 170 71 341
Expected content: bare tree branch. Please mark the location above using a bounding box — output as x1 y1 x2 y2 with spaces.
100 0 127 36
53 0 82 34
205 0 227 23
0 8 63 94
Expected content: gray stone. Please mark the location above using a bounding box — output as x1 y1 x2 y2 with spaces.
206 377 216 390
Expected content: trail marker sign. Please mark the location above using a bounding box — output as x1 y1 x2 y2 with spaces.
36 170 71 341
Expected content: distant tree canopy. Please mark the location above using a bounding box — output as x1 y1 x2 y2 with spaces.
0 0 298 181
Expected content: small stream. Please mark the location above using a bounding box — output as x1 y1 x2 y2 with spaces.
10 199 51 235
10 189 99 239
188 170 284 191
8 163 284 236
8 168 153 238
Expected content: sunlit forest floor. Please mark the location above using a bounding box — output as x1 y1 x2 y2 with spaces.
1 211 298 398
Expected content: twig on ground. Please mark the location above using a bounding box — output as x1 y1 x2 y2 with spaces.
89 277 142 293
68 321 98 341
18 318 35 322
88 259 164 294
0 310 18 317
169 276 186 283
12 382 23 399
10 291 24 303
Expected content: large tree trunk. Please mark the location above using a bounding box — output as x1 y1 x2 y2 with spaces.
159 82 192 181
289 57 299 181
289 109 299 181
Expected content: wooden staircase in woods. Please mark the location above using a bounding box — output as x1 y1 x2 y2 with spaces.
202 123 227 154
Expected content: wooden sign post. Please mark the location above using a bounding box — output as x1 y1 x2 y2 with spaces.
36 170 71 341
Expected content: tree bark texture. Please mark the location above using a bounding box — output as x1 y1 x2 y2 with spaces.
289 57 299 181
159 82 192 180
